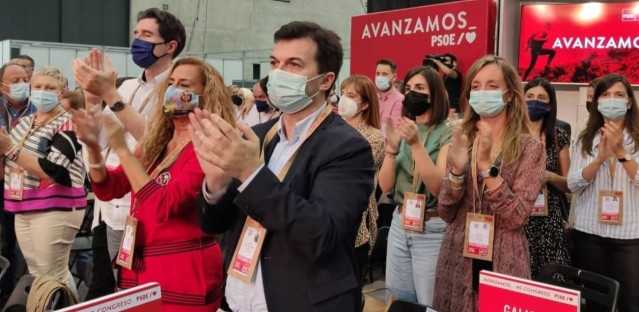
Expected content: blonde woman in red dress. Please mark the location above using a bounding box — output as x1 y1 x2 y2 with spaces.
72 56 235 311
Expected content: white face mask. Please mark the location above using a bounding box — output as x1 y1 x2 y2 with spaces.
266 69 323 114
375 76 391 91
30 90 60 113
2 82 29 102
337 96 361 119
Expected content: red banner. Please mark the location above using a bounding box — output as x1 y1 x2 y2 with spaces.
479 271 580 312
350 0 496 82
519 2 639 84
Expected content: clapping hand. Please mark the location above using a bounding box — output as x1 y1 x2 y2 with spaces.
73 49 118 99
103 115 127 153
601 121 625 157
0 127 14 155
448 125 469 175
596 131 615 161
384 117 401 153
397 117 420 146
188 109 232 193
69 105 103 150
188 108 261 182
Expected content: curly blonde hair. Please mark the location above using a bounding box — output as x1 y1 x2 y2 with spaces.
137 57 236 168
32 66 68 90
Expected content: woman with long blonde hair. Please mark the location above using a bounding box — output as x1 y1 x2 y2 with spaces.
72 57 234 312
434 55 546 311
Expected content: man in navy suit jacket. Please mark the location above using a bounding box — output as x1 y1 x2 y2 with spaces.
189 21 375 312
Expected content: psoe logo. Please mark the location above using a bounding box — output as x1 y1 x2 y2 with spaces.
622 9 639 22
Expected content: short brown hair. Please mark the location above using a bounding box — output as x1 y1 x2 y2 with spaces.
274 21 343 96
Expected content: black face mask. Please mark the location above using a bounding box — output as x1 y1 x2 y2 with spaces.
403 91 430 116
231 94 242 106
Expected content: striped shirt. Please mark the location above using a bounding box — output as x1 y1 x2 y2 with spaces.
4 112 86 213
568 130 639 239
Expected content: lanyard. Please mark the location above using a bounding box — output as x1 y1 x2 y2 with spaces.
411 126 433 193
7 103 31 129
470 137 503 214
260 106 332 181
14 109 65 152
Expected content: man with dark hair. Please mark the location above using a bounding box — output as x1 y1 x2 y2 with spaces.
192 21 374 312
72 8 187 293
9 55 35 80
429 53 462 113
375 58 403 126
0 63 36 302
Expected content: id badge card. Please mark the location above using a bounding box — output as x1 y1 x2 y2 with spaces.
530 186 549 217
598 190 623 225
116 216 138 270
463 213 495 262
228 217 267 283
8 168 25 200
402 192 426 232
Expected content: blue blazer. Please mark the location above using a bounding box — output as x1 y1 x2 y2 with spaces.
197 111 375 312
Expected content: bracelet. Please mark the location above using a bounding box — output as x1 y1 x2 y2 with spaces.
385 151 399 158
484 178 504 195
450 184 463 191
448 172 465 184
87 158 105 169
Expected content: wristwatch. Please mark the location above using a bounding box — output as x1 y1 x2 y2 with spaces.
480 166 499 178
618 153 632 163
109 100 126 112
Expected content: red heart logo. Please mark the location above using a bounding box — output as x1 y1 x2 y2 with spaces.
152 291 157 296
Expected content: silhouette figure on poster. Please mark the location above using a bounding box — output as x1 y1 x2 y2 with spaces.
523 22 556 81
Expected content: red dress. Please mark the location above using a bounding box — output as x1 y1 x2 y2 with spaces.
91 143 223 312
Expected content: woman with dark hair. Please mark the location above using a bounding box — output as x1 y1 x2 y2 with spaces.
338 75 383 280
568 73 639 311
378 66 451 305
522 78 571 278
434 55 545 311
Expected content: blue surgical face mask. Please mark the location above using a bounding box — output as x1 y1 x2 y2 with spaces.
163 85 200 118
2 82 30 102
469 90 508 117
266 69 322 114
375 76 391 91
598 98 629 121
526 100 551 122
30 90 60 113
130 38 168 68
255 100 270 113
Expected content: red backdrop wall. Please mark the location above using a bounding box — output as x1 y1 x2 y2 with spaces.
350 0 497 83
